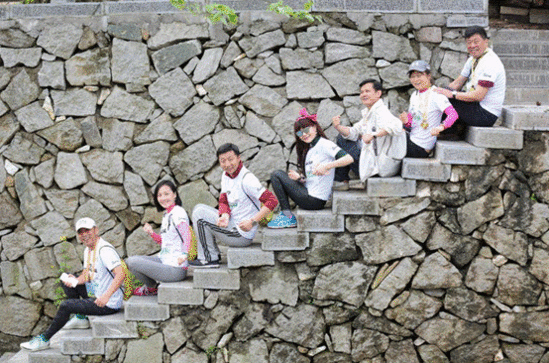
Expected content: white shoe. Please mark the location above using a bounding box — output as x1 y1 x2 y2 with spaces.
20 336 50 351
63 315 90 330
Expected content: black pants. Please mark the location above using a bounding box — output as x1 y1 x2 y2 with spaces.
334 135 361 182
43 283 119 340
270 170 326 211
406 133 430 158
448 98 498 127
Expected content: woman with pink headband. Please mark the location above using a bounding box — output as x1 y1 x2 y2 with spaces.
268 109 354 228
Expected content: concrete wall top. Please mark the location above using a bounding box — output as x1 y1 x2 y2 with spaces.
0 0 488 21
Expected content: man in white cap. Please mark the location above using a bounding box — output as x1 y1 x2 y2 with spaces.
20 218 125 351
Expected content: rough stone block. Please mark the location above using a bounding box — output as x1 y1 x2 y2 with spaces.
500 57 549 71
124 296 169 321
158 280 204 305
296 209 344 232
466 126 523 150
227 246 275 269
531 8 549 24
502 106 549 130
315 0 415 12
90 312 138 338
193 266 240 290
28 349 70 363
435 141 487 165
261 228 310 251
332 191 381 215
10 3 102 18
401 158 451 182
504 88 549 106
419 0 484 12
493 29 549 42
367 177 416 197
59 330 104 355
446 15 488 27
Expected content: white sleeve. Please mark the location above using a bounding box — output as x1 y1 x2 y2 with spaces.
379 109 403 136
99 246 121 271
171 206 189 225
433 93 452 112
460 58 473 78
322 138 343 159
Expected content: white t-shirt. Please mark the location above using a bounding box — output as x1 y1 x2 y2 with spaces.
304 137 343 201
83 238 123 310
408 87 452 150
221 165 265 240
461 48 506 117
159 205 190 268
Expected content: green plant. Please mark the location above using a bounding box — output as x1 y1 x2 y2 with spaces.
268 0 321 23
205 345 219 358
531 193 538 202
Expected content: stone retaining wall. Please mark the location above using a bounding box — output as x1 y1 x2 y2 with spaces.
0 7 548 362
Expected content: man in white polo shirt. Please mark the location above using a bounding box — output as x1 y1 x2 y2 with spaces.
435 26 506 133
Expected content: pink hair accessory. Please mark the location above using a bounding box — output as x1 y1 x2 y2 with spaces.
297 108 318 123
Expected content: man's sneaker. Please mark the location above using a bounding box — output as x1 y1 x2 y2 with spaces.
188 259 220 268
333 180 349 191
63 315 90 330
133 285 158 296
20 335 50 351
267 212 297 229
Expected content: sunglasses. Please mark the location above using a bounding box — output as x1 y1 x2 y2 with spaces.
296 127 312 137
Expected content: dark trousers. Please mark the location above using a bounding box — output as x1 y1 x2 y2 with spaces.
406 133 430 158
270 170 326 211
43 283 118 340
448 98 498 127
334 135 361 182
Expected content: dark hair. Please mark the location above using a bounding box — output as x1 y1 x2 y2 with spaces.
464 26 488 40
294 116 327 174
359 78 383 92
216 143 240 157
153 180 182 211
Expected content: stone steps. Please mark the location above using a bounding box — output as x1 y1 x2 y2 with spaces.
505 88 549 105
465 126 523 149
28 349 69 363
435 140 487 165
296 209 344 232
192 265 240 290
502 105 549 130
260 228 310 251
332 190 381 215
492 41 549 57
367 177 416 197
507 70 549 88
57 330 104 356
401 158 451 182
500 56 549 71
124 295 169 322
227 245 275 269
89 312 139 338
157 280 204 305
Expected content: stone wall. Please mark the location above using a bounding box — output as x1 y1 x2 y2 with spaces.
0 6 548 362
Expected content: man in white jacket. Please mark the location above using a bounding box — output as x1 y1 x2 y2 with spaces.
332 79 406 187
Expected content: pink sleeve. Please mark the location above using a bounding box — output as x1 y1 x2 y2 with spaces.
175 221 192 254
150 232 162 245
405 113 413 128
442 105 458 129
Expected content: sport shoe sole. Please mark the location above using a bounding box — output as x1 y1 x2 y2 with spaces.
266 223 297 229
63 319 90 330
189 260 220 268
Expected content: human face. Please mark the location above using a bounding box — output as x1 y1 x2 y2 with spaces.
219 150 241 175
157 184 177 210
466 33 489 59
296 125 317 144
78 227 99 249
409 71 432 91
360 82 382 108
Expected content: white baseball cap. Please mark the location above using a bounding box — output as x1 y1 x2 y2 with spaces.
75 218 96 232
408 60 431 74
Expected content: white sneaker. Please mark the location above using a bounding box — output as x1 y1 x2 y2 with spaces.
20 336 50 351
63 315 90 330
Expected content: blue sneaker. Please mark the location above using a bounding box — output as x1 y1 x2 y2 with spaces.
267 212 297 229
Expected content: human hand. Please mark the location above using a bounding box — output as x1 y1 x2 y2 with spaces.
95 294 109 307
362 134 374 144
431 125 445 136
217 214 229 228
177 255 188 265
332 115 341 128
143 223 153 235
288 170 301 180
399 112 409 124
313 163 330 176
238 219 254 232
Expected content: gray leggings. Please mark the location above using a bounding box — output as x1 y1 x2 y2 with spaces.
126 255 186 287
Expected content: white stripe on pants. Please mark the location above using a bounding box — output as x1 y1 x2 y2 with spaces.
191 204 252 262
